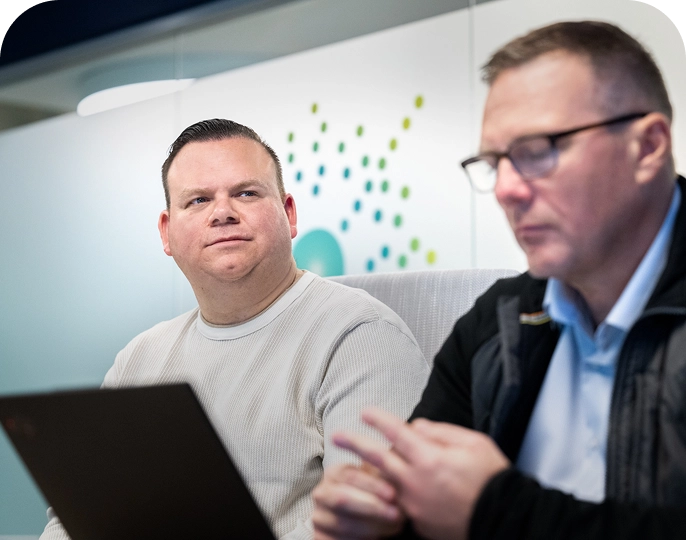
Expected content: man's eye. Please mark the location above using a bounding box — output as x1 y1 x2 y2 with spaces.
189 197 209 205
238 191 257 197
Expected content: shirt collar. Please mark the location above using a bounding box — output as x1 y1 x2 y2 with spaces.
544 183 681 332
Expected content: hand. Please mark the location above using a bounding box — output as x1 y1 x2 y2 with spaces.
333 408 510 540
312 463 405 540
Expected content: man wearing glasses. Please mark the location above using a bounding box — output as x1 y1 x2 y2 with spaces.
311 21 686 540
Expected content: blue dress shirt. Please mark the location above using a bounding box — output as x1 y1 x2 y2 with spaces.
516 185 681 502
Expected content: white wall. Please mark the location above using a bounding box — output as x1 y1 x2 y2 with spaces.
1 0 684 533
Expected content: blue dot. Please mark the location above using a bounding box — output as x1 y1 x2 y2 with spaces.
313 185 320 196
343 167 351 179
374 209 382 222
366 259 375 272
341 219 349 231
319 165 325 176
353 200 362 212
381 246 390 258
296 171 302 181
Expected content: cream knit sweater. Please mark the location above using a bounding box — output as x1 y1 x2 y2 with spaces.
40 272 429 539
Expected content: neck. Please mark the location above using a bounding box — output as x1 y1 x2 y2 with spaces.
194 260 303 325
570 181 675 326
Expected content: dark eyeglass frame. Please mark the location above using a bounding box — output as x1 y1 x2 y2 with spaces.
460 111 651 192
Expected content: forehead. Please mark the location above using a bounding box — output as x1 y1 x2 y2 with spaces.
481 51 605 148
167 137 277 189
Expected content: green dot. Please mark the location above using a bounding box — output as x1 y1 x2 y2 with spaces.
398 255 408 268
378 158 386 170
288 153 294 163
338 142 345 153
321 122 327 133
362 156 369 167
313 141 319 152
415 95 424 109
381 180 389 192
427 250 437 265
357 125 364 136
365 180 373 192
410 238 420 251
402 117 411 130
401 186 410 199
393 214 403 228
312 103 318 114
288 132 294 142
389 139 397 151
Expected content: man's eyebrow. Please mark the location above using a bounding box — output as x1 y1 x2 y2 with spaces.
177 186 211 200
230 179 269 191
176 179 270 200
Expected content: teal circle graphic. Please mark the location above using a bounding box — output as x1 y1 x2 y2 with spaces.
343 167 351 179
313 185 320 196
319 165 326 176
365 180 373 192
341 219 349 232
296 171 302 181
293 229 345 277
374 209 383 222
354 200 362 212
366 259 375 272
381 245 390 258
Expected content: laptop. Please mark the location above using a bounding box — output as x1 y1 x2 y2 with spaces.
0 383 276 540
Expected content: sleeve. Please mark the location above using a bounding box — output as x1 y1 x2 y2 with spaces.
470 468 686 540
39 508 71 540
316 319 430 468
409 281 502 427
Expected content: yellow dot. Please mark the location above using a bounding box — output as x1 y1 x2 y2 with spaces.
390 139 397 151
427 250 437 265
312 103 318 114
402 117 411 130
415 95 424 109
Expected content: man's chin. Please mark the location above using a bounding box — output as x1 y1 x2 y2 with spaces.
525 258 564 281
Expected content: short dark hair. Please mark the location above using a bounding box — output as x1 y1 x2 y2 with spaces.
482 21 672 119
161 119 284 209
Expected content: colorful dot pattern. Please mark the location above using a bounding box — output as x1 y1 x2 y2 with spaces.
286 95 436 273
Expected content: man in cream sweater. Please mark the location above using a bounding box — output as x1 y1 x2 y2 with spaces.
40 119 429 540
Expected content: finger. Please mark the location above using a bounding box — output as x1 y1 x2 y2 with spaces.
360 407 431 465
410 418 477 446
319 465 397 504
332 431 409 482
338 465 397 502
313 482 401 520
359 461 381 476
312 502 403 539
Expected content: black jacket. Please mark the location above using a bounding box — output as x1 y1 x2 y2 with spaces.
404 176 686 539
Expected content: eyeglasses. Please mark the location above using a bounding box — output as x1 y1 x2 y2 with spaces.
460 111 650 193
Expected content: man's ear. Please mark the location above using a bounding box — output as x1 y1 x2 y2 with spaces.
158 210 173 256
634 112 672 185
284 194 298 239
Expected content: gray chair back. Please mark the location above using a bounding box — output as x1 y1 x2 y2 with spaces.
330 268 519 364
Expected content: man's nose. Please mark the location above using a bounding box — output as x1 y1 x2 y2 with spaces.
493 157 534 208
209 196 239 225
